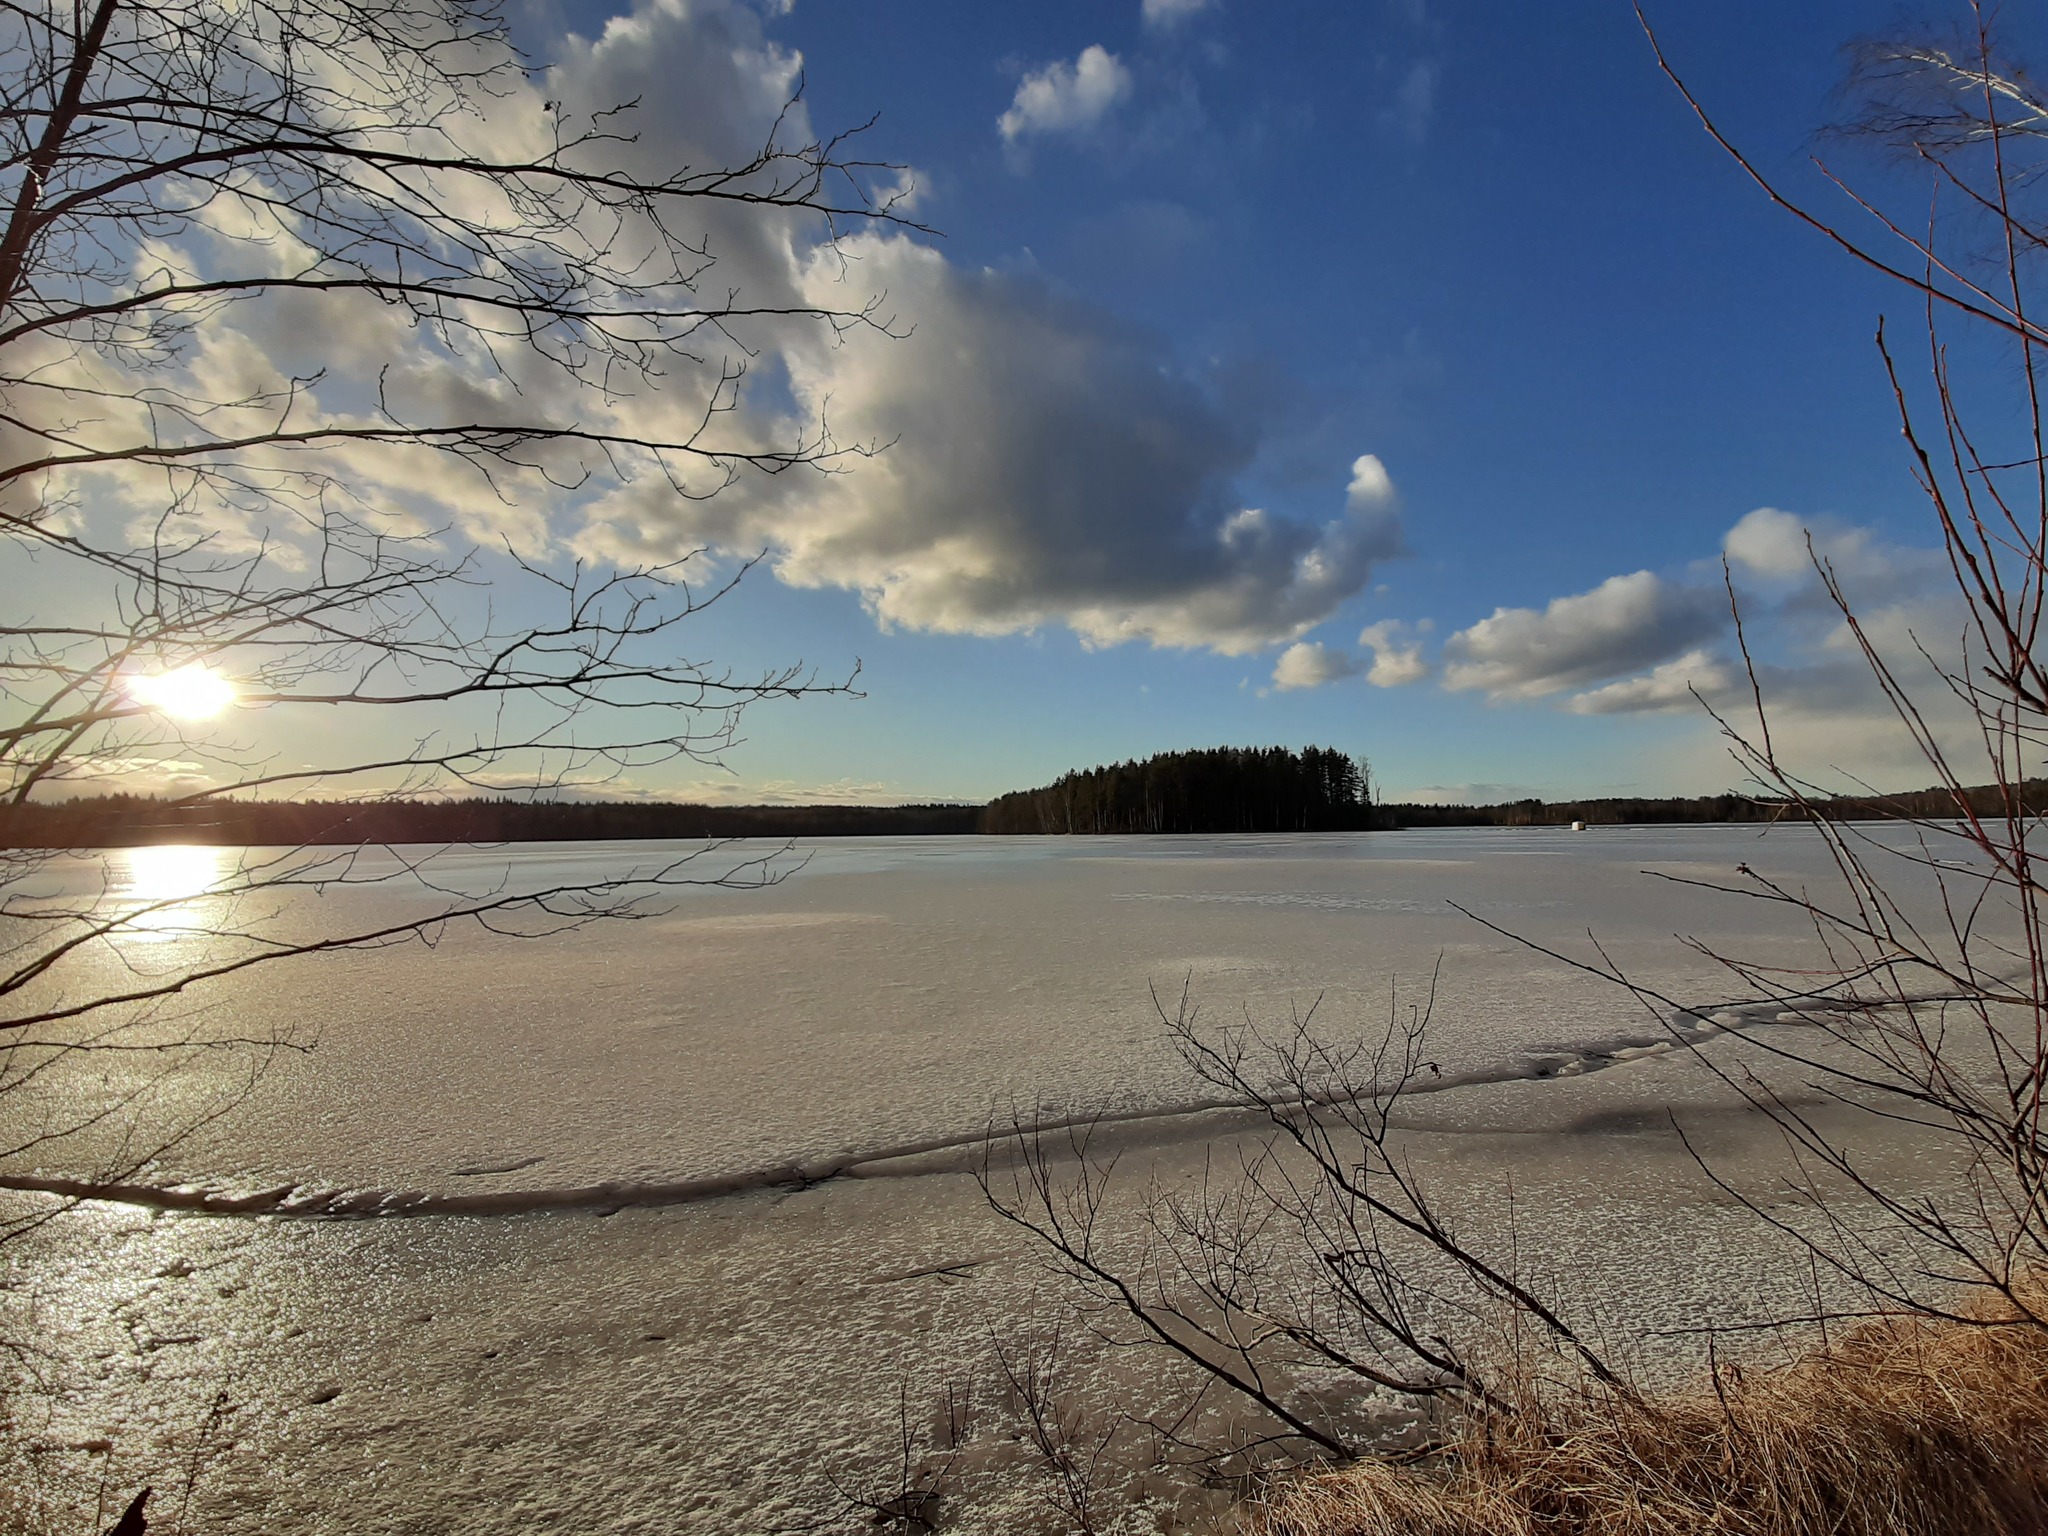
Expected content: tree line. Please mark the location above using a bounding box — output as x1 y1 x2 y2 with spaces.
1377 781 2048 828
0 795 982 848
8 770 2041 849
979 745 1373 834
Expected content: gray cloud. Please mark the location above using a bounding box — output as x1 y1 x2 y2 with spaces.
517 0 1407 657
584 234 1405 653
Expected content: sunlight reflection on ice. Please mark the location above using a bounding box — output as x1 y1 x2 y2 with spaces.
115 844 229 940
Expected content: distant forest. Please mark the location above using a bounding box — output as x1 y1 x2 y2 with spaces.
981 745 1372 834
0 796 981 849
1378 781 2048 828
6 754 2043 849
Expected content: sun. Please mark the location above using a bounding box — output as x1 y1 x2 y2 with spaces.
127 663 237 721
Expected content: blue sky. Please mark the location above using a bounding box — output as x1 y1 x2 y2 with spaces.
476 0 2019 805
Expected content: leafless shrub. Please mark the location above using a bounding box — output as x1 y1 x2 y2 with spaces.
813 1376 974 1536
989 1317 1126 1536
979 973 1631 1491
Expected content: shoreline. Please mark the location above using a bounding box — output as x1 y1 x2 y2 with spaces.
6 780 2034 848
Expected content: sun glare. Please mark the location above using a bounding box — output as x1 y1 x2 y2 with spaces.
121 843 225 904
127 663 236 720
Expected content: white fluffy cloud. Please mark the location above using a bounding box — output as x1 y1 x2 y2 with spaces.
999 46 1133 143
1430 508 1946 734
1441 571 1727 701
1272 641 1362 690
1410 505 1979 790
1723 506 1814 581
1346 453 1396 510
31 0 849 569
1358 619 1431 686
1725 506 1946 618
1264 614 1428 692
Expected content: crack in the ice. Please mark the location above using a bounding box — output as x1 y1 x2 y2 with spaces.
0 999 1844 1222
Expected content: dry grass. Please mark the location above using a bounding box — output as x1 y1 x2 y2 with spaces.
1259 1284 2048 1536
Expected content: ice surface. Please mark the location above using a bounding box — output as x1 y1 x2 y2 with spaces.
0 826 1978 1532
5 826 1875 1193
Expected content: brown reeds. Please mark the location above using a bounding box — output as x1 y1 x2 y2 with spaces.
1260 1282 2048 1536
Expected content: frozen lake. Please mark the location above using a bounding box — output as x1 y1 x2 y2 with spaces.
0 826 1960 1532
